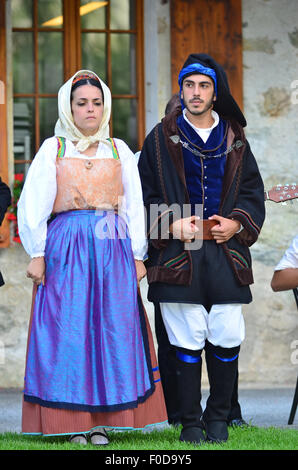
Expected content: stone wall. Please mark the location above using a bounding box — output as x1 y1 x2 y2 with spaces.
240 0 298 386
1 0 298 389
0 244 32 387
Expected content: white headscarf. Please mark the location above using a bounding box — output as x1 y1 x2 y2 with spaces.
54 70 111 152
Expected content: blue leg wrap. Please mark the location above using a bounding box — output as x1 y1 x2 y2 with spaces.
213 353 239 362
176 350 202 363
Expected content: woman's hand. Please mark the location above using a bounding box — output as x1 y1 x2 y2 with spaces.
26 257 46 286
135 259 147 284
169 216 200 243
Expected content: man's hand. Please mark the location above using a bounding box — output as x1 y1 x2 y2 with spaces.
209 215 241 244
26 257 46 286
135 259 147 284
169 216 200 243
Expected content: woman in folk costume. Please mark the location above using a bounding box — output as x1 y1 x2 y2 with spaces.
18 70 167 445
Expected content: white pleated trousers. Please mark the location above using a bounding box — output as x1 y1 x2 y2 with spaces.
159 303 245 350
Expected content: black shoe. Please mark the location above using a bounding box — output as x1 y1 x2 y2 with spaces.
179 426 206 445
90 428 109 445
204 420 228 443
228 418 249 428
69 434 88 445
169 419 181 427
168 412 181 427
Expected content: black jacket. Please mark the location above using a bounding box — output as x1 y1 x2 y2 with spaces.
138 109 265 289
0 177 12 286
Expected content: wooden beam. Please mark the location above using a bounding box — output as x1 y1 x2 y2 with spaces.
136 0 145 149
63 0 81 80
0 0 10 247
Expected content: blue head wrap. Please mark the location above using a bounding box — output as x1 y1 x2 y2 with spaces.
178 63 217 103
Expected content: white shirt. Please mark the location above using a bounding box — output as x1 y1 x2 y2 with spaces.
274 235 298 270
17 137 147 260
183 109 219 143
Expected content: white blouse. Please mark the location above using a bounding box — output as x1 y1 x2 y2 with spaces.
275 235 298 270
17 137 147 260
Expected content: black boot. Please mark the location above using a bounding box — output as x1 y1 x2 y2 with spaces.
175 348 206 445
227 370 248 427
154 304 181 426
227 370 242 422
203 341 240 443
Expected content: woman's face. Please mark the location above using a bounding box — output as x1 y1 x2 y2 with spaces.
71 84 104 136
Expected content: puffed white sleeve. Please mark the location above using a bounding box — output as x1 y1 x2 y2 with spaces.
17 137 58 258
115 139 147 260
274 235 298 270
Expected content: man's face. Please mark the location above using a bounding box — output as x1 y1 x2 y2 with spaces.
181 73 216 117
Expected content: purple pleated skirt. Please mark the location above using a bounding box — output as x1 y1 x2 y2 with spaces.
24 210 154 412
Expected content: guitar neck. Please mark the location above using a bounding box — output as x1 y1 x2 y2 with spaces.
265 184 298 203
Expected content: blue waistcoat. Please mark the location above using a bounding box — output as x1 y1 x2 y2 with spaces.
177 114 228 219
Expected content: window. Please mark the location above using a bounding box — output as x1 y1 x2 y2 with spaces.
80 0 144 151
11 0 144 176
12 0 63 175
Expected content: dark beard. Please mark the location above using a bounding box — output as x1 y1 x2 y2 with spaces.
184 95 215 116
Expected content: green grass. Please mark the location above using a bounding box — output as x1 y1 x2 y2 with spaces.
0 425 297 451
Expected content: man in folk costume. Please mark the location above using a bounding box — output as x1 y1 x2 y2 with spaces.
138 54 265 445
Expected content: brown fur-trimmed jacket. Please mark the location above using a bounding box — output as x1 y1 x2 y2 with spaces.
138 108 265 288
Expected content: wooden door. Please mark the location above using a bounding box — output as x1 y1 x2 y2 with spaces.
170 0 243 110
